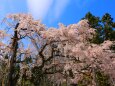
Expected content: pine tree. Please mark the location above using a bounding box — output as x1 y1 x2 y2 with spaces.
83 12 115 44
102 13 115 40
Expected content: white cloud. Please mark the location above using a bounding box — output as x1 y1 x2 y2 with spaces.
27 0 70 21
27 0 53 19
53 0 70 19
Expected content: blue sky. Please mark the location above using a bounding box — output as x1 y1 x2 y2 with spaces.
0 0 115 27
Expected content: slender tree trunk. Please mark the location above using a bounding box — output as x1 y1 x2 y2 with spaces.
8 23 19 86
2 79 4 86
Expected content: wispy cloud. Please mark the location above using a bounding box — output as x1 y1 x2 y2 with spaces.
26 0 70 20
75 0 95 9
53 0 70 19
27 0 53 19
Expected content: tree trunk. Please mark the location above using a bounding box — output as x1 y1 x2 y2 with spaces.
8 23 19 86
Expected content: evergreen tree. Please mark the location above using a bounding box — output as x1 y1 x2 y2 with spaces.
83 12 103 44
84 12 100 28
102 13 115 40
83 12 115 44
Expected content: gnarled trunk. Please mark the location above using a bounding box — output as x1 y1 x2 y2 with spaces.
8 23 19 86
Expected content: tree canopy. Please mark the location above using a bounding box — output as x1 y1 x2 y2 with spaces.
83 12 115 44
0 13 115 86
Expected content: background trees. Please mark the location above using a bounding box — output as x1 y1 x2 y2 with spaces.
83 12 115 44
0 13 115 86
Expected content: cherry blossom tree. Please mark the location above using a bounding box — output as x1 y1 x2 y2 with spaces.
0 14 115 86
40 19 115 86
0 14 45 86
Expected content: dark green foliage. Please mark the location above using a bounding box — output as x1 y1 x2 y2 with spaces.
90 32 104 44
83 12 115 44
31 66 43 86
31 66 55 86
101 13 114 40
83 12 100 28
112 22 115 27
110 42 115 52
95 70 111 86
25 57 32 64
102 13 113 26
109 30 115 41
77 73 92 86
61 82 67 86
77 71 111 86
68 69 74 78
